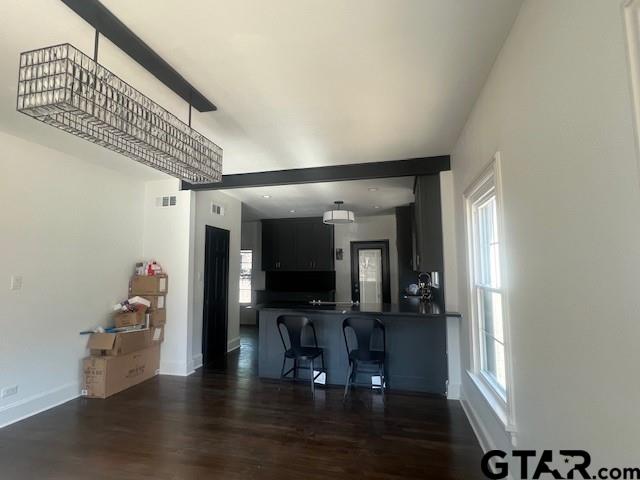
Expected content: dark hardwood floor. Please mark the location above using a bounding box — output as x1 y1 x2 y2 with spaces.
0 326 484 479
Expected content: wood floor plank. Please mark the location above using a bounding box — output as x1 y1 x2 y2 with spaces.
0 327 484 479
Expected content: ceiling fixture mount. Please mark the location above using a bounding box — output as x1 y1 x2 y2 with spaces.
16 42 222 183
262 195 272 199
323 201 355 225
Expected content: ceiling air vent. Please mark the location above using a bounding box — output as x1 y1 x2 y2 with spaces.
211 202 225 216
156 195 177 207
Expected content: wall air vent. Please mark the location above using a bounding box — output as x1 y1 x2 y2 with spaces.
211 202 225 216
156 195 177 207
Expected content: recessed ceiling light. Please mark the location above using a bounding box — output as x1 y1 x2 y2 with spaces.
368 187 378 192
373 205 381 209
262 195 271 199
289 209 296 213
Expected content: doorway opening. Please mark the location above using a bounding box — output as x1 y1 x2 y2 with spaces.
202 225 230 368
350 240 391 304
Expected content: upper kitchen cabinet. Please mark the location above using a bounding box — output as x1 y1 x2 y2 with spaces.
414 175 444 272
261 218 334 271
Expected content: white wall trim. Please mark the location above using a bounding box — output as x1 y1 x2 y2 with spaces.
460 394 495 454
191 353 203 371
623 0 640 183
447 382 461 400
160 360 193 377
0 382 80 429
227 336 240 352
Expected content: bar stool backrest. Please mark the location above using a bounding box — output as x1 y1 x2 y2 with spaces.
277 315 318 351
342 317 385 357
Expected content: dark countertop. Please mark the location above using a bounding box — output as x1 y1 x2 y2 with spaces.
256 296 461 318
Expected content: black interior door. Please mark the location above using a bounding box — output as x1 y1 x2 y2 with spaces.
350 241 391 304
203 225 230 368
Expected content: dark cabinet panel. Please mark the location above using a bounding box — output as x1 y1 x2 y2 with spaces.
276 221 297 270
396 205 418 293
261 221 277 270
262 218 334 271
414 175 444 272
309 221 334 270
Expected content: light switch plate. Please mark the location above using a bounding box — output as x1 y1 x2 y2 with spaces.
10 276 23 291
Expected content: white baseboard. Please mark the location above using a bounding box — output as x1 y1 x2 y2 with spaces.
460 395 494 453
227 336 240 352
159 360 193 377
191 353 203 371
0 382 80 429
447 382 461 400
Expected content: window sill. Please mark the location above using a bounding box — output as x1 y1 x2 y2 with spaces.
466 370 516 436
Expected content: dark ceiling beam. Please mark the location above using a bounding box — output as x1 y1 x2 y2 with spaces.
59 0 217 112
182 156 450 190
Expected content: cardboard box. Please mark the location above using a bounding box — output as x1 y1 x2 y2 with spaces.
149 309 166 327
82 345 161 399
137 295 166 311
129 274 168 295
114 309 146 328
87 327 164 356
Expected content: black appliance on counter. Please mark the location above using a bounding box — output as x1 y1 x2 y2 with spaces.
405 271 444 307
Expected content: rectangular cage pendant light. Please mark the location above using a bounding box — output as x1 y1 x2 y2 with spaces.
16 43 222 183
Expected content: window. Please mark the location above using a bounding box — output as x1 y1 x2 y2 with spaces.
239 250 253 304
465 155 510 407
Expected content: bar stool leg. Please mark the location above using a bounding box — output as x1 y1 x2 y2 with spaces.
279 356 286 390
310 358 315 398
343 361 353 400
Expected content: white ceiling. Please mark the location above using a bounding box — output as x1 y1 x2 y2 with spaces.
0 1 522 180
226 176 415 221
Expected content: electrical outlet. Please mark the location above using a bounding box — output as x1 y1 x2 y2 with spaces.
10 275 23 291
1 385 18 399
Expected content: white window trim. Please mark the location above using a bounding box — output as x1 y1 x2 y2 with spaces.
464 152 517 436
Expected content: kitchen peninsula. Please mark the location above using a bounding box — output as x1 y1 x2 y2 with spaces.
257 297 461 395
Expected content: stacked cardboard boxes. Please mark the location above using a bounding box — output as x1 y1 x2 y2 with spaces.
82 271 169 399
129 274 168 328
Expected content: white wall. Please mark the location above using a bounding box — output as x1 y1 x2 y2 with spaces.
440 171 461 399
452 0 640 466
0 131 145 427
334 214 399 302
141 179 194 376
191 190 242 366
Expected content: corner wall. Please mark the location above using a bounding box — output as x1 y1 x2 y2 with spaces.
451 0 640 464
191 190 242 368
142 179 194 376
0 131 145 427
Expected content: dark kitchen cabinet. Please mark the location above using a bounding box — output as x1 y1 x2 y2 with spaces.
396 205 419 292
261 220 296 270
261 218 334 271
413 175 444 272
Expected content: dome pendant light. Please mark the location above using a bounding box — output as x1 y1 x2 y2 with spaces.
323 201 355 224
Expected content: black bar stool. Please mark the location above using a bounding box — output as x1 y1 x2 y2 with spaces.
276 315 325 397
342 316 386 399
